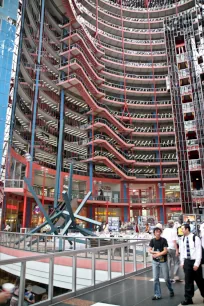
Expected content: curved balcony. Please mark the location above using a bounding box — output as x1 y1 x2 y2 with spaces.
59 69 104 99
20 63 33 85
57 74 134 133
43 40 60 61
115 112 173 122
102 55 168 72
80 4 165 39
39 88 87 124
30 0 39 15
65 94 88 110
42 56 59 76
41 72 59 93
102 95 171 108
18 94 87 141
26 4 38 33
61 41 104 71
85 118 175 149
45 10 62 35
82 134 177 165
61 28 104 58
94 150 177 166
84 120 134 148
79 0 164 27
100 41 167 61
102 68 166 84
59 59 169 100
24 21 36 50
80 18 166 51
132 125 174 136
47 0 64 24
18 83 32 104
97 0 194 17
15 104 30 127
22 42 36 67
39 88 59 108
82 155 178 182
44 24 61 45
102 81 168 97
59 56 103 85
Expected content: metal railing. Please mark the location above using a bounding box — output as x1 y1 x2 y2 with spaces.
0 235 151 306
4 179 24 188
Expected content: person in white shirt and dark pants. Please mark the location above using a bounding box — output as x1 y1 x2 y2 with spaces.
162 220 179 281
180 223 204 305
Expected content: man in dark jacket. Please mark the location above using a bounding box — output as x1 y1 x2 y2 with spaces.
149 227 174 300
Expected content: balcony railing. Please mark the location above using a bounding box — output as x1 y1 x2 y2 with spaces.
0 235 150 306
4 179 24 188
103 55 167 67
98 41 166 55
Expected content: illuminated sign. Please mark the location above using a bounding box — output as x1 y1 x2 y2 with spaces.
7 204 17 210
170 207 181 211
95 211 117 216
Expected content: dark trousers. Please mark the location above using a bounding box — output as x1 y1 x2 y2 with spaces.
183 259 204 300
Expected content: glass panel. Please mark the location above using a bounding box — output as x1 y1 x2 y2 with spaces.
53 255 72 298
111 245 122 279
25 259 50 304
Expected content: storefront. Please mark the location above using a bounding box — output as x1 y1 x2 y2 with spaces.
166 206 182 221
5 200 19 231
165 183 180 202
95 207 122 223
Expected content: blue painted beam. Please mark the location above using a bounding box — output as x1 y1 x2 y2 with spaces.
74 215 101 226
54 89 65 208
75 191 92 215
9 0 27 143
29 0 45 181
24 177 57 233
62 191 75 224
67 162 73 211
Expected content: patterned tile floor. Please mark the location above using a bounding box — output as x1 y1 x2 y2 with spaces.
56 270 203 306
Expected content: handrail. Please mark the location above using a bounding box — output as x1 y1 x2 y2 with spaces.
102 67 166 79
0 235 151 305
103 55 167 67
80 4 165 33
103 80 167 92
82 0 196 22
99 40 166 55
101 0 190 11
80 17 165 45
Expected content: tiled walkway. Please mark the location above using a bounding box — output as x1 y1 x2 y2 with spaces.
56 270 203 306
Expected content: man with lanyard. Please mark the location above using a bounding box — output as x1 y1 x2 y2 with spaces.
162 220 180 281
149 226 174 300
180 223 204 305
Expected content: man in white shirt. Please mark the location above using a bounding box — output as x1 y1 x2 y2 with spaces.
180 223 204 305
163 220 179 281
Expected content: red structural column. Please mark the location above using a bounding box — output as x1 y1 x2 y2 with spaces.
162 186 166 223
42 169 46 207
106 201 108 223
127 183 130 221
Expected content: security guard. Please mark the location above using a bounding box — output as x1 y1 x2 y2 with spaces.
180 223 204 305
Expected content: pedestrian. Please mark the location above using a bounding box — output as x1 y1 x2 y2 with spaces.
180 223 204 305
149 226 174 300
145 223 150 234
10 277 20 306
0 292 11 304
162 220 180 281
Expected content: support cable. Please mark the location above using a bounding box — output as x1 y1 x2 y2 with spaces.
29 0 45 181
145 0 165 219
120 0 132 126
